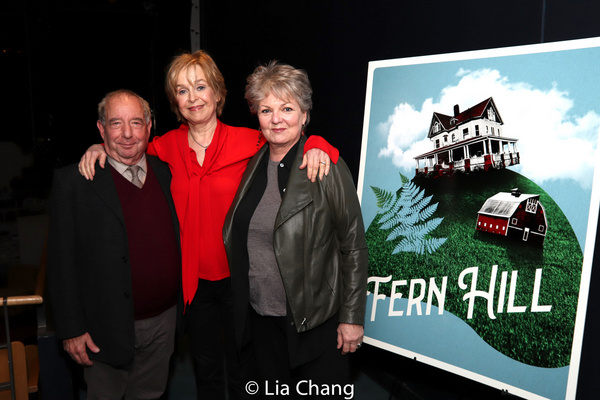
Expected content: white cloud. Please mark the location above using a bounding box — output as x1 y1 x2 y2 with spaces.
377 68 600 188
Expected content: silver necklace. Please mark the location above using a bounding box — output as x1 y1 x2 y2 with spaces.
190 134 210 149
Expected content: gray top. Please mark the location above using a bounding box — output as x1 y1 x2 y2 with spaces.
247 159 287 316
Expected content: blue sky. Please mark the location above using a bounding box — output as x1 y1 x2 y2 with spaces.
358 39 600 247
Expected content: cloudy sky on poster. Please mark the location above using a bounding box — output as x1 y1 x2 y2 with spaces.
362 46 600 245
376 67 600 186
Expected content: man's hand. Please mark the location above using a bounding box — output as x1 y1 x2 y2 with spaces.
63 332 100 366
78 144 107 180
336 323 364 355
300 148 330 182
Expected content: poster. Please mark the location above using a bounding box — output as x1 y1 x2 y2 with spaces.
357 37 600 400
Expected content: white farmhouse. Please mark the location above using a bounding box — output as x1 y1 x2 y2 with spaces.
414 97 519 177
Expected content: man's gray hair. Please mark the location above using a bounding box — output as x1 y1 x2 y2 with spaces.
97 89 152 126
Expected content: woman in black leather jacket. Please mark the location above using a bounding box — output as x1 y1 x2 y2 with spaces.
223 61 368 398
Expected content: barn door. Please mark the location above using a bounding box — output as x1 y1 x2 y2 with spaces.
523 227 530 241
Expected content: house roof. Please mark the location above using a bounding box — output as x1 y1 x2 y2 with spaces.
477 192 540 218
429 97 503 138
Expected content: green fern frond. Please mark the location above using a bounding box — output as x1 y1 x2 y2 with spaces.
370 185 395 209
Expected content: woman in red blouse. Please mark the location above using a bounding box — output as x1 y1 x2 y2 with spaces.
79 51 338 399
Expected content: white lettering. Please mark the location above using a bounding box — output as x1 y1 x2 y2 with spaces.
407 279 426 316
389 279 407 316
507 270 527 313
531 268 552 312
368 264 552 322
497 271 508 313
368 275 392 321
426 276 447 315
296 380 354 399
265 380 289 396
458 265 497 319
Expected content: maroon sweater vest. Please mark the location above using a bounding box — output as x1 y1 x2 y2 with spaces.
111 164 179 320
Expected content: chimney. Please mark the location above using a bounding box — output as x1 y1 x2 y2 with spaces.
511 188 522 197
454 104 460 116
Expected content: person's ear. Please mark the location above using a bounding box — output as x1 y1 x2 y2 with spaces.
97 121 106 141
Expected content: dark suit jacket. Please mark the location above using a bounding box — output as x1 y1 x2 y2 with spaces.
46 155 179 368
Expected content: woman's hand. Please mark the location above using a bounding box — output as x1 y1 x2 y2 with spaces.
78 144 107 180
300 148 331 182
336 323 364 355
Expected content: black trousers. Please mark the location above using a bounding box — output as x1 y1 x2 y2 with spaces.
185 278 256 400
249 308 350 399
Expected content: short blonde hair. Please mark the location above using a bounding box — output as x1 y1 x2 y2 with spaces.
165 50 227 122
245 61 312 130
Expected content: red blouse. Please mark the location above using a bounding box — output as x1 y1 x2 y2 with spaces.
147 120 339 306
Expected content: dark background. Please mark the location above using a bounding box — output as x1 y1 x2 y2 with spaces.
2 0 600 398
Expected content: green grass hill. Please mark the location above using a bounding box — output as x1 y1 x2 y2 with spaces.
366 168 582 368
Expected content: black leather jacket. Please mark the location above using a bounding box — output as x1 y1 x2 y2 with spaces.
223 136 368 339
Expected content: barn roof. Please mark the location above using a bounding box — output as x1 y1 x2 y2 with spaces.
477 192 540 218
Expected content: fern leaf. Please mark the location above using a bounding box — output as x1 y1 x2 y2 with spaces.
370 186 394 209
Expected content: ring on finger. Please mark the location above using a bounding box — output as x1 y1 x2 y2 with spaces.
319 161 327 165
357 342 362 348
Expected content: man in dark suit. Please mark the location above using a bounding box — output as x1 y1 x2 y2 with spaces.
47 89 181 399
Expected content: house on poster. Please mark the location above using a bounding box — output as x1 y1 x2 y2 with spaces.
414 97 520 177
357 38 600 400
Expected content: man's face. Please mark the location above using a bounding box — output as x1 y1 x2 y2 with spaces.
97 94 151 165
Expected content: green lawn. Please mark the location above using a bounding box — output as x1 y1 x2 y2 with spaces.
366 169 582 368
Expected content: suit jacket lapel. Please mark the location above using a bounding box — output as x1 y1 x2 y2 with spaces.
89 163 125 225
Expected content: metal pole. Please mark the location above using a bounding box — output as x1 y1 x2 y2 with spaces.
191 0 201 52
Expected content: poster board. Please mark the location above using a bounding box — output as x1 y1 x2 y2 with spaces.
357 37 600 400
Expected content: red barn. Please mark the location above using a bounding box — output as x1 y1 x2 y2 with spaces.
476 188 547 245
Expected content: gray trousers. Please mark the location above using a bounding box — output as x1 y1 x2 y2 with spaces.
84 305 177 400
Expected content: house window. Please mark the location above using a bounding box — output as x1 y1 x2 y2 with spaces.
475 125 479 136
539 225 545 233
444 135 448 143
525 198 538 214
452 134 456 142
491 127 495 135
463 128 468 139
433 122 440 133
487 108 496 121
435 139 440 148
511 218 518 225
486 126 489 134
